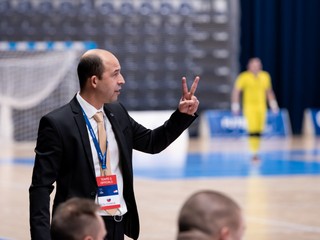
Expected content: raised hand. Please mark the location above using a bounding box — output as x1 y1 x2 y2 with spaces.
178 76 200 116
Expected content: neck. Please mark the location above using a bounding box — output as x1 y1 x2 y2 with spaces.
79 92 103 110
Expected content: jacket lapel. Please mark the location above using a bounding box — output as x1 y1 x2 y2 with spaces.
70 97 96 177
104 105 132 175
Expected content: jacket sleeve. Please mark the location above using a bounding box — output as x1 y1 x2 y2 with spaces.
29 115 63 240
130 108 198 154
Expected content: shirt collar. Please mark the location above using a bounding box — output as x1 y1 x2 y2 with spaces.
76 92 104 119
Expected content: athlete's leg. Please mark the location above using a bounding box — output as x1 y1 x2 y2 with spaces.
245 108 266 158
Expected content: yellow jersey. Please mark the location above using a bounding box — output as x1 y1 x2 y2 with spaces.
235 70 271 111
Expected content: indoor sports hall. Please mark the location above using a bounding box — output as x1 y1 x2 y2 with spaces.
1 0 320 240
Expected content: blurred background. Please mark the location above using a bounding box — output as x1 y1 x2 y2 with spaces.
1 0 320 142
2 1 320 239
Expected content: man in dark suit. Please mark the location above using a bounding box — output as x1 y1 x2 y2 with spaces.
29 49 200 240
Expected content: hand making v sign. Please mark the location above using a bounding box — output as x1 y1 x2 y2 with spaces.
179 76 200 116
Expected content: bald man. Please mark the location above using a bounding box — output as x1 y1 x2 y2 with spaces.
29 49 200 240
177 190 245 240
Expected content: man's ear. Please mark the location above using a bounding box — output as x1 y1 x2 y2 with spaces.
90 75 98 88
220 226 230 240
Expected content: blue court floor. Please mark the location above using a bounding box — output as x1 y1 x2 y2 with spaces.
134 149 320 179
1 138 320 240
2 148 320 179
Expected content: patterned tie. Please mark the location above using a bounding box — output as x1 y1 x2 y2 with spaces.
93 112 110 176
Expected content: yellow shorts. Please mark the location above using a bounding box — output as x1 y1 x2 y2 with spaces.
244 107 266 133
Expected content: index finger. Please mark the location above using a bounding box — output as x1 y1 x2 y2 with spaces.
189 76 200 97
181 77 188 97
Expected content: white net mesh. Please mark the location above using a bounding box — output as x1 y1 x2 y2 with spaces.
0 50 81 142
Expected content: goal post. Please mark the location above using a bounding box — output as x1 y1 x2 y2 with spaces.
0 41 96 143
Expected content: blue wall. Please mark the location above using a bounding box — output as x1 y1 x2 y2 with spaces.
239 0 320 134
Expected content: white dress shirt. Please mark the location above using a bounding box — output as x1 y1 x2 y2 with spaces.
76 92 127 216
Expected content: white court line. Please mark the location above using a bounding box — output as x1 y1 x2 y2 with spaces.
247 216 320 233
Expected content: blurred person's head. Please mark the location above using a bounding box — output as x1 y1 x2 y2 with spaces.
177 190 245 240
247 57 262 75
51 197 107 240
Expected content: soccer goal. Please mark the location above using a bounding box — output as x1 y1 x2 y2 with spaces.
0 42 91 144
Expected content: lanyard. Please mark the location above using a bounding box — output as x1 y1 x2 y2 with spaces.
81 109 107 170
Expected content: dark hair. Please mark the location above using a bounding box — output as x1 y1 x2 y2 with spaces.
51 197 101 240
77 54 104 90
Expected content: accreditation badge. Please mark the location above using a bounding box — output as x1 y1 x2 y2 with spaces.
96 175 121 210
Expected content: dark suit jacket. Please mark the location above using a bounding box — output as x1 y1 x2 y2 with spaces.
29 96 197 240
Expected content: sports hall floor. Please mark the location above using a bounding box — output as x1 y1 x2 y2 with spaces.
1 136 320 240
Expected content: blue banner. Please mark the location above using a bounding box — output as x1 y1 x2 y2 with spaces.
307 109 320 135
0 41 97 51
202 109 291 137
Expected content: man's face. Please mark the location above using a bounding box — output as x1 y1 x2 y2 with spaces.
96 54 125 104
248 59 262 74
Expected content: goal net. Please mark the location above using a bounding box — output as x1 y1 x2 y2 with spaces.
0 49 81 143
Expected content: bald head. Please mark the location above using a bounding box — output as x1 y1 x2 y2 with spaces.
82 49 115 59
77 49 119 90
77 48 124 107
177 190 243 240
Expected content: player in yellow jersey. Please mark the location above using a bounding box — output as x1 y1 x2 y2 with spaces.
231 58 279 161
